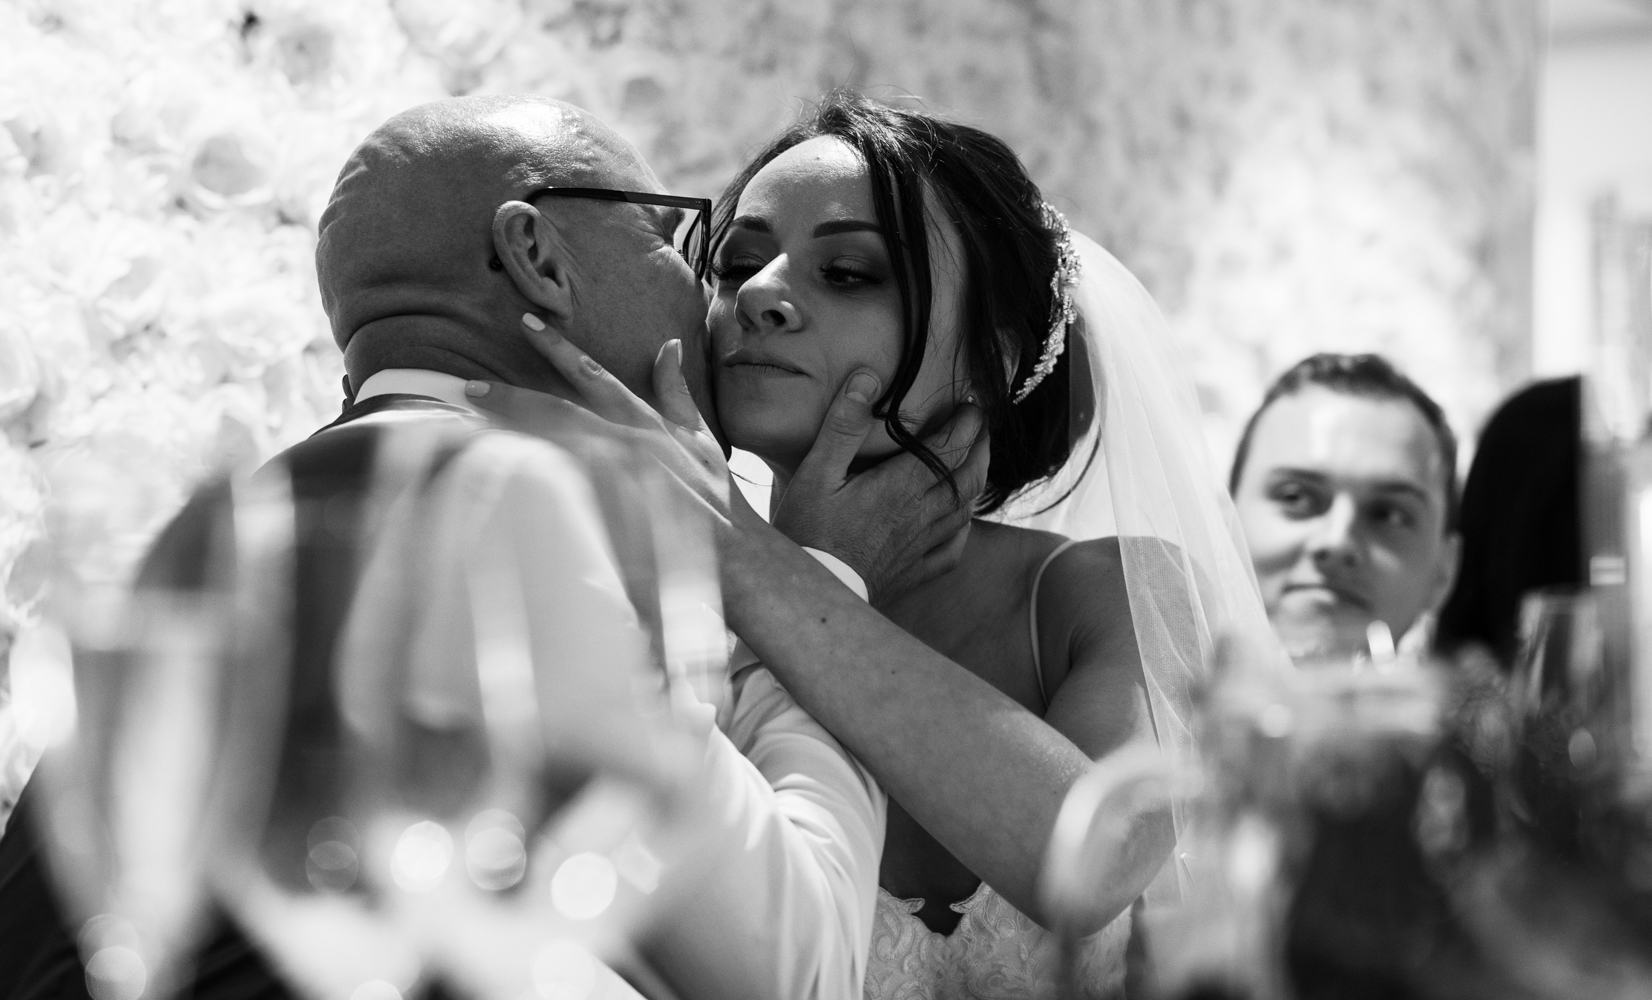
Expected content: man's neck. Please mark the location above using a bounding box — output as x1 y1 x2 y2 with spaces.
343 314 506 392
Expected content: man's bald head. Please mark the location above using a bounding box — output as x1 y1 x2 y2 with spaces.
316 95 658 355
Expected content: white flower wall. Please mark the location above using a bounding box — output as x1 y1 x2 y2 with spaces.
0 0 1540 819
0 0 450 814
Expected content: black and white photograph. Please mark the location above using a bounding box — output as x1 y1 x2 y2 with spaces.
0 1 1650 998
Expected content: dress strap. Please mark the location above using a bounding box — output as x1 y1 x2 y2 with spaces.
1029 539 1081 712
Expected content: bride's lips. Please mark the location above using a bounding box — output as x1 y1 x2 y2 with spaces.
722 347 806 377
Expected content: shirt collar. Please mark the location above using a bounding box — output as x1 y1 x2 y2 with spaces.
355 369 478 414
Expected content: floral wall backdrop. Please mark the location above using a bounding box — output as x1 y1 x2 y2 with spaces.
0 0 1540 819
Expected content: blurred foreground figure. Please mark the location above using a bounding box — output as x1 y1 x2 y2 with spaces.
1230 354 1462 661
1147 643 1652 1000
1435 377 1584 669
47 414 694 1000
14 343 883 1000
1149 651 1497 1000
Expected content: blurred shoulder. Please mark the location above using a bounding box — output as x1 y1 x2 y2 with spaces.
134 476 233 591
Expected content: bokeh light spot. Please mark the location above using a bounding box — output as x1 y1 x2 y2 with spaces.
1258 702 1293 738
85 945 146 1000
306 816 361 893
465 809 527 891
349 980 403 1000
390 820 452 893
550 852 617 920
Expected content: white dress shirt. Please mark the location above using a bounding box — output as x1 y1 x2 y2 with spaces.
355 368 479 411
347 371 886 1000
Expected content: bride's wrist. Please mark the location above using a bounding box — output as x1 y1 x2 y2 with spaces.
712 496 776 577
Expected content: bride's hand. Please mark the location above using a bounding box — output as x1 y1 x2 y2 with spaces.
771 371 991 604
466 314 732 514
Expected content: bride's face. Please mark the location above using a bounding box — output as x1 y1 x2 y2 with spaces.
708 136 970 472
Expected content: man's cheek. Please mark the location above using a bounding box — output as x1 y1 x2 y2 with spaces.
1240 509 1296 570
1260 532 1313 595
1363 542 1416 583
680 337 718 432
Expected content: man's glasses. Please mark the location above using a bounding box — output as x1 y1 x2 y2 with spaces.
523 186 713 281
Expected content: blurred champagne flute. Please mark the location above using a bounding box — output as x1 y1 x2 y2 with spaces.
29 460 293 1000
1506 588 1607 850
218 424 723 1000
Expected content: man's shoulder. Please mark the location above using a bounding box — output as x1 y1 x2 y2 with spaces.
139 410 476 589
137 476 233 591
291 396 622 484
274 403 551 494
145 403 633 590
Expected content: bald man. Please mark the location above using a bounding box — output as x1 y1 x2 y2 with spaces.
317 96 713 419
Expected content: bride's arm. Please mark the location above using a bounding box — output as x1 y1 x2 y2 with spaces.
1026 538 1179 924
720 508 1168 931
471 331 1168 929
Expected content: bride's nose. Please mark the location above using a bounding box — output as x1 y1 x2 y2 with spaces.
736 261 802 334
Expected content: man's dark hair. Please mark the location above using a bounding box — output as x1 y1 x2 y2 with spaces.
711 89 1093 515
1229 353 1460 530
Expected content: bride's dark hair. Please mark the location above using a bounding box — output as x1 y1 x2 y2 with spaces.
711 89 1081 515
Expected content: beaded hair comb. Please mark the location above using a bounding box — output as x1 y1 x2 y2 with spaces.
1011 204 1081 404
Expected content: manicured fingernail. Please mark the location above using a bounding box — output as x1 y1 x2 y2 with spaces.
464 380 490 397
522 312 546 331
845 372 879 403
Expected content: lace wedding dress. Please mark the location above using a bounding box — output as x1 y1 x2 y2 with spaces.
864 884 1128 1000
862 541 1130 1000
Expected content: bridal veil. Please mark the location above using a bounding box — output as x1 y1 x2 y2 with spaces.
993 232 1289 901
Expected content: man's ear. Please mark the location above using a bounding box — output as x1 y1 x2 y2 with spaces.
492 201 575 324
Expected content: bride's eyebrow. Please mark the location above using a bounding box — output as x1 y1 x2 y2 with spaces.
730 215 771 233
813 219 880 237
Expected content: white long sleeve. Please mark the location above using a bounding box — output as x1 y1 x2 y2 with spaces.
349 422 885 1000
469 437 888 1000
644 665 886 1000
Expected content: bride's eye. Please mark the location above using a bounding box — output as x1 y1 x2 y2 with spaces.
821 259 880 289
710 255 765 285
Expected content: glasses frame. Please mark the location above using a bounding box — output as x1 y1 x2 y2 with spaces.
523 186 713 281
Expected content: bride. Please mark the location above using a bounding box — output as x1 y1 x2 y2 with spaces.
480 91 1277 998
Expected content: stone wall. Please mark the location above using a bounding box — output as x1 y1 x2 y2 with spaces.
0 0 1541 817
